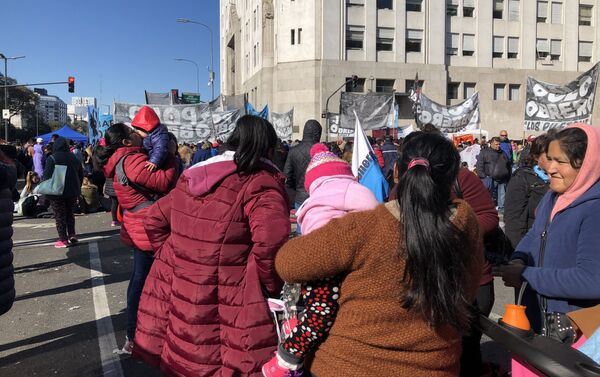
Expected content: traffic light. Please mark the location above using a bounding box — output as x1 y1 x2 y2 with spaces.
68 76 75 93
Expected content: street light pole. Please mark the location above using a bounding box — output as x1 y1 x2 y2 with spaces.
174 58 200 95
0 53 26 142
177 18 215 100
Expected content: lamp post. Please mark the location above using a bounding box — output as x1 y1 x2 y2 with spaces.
0 54 25 142
177 18 215 100
174 58 200 95
322 76 358 142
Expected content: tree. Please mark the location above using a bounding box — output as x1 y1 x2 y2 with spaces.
0 83 38 126
48 121 62 131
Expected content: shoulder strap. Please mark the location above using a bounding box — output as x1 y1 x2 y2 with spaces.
453 178 463 199
115 153 161 200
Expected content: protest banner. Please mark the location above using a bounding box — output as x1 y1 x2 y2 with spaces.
271 109 293 140
524 62 599 131
340 92 394 130
410 91 480 133
113 102 214 143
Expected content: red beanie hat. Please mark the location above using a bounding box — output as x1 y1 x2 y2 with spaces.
304 143 353 192
131 106 160 133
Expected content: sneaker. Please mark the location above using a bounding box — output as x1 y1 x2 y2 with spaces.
262 356 293 377
111 221 120 227
69 236 78 244
54 240 69 248
120 337 134 355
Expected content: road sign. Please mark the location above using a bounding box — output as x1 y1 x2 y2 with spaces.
181 92 201 104
2 109 9 120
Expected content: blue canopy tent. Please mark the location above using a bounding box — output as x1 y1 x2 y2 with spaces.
36 125 88 144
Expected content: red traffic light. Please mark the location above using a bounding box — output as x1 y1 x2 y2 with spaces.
68 76 75 93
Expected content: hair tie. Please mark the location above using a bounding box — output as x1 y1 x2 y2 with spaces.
407 158 430 172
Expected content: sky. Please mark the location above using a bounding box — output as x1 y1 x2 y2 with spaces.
1 0 221 108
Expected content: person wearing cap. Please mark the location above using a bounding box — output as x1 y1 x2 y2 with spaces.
131 106 169 171
263 143 379 376
381 135 398 181
283 120 322 233
33 137 45 178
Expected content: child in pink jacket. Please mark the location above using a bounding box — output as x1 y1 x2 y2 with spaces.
263 143 379 376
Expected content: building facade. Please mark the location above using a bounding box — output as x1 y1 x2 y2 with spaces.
36 93 67 124
220 0 600 138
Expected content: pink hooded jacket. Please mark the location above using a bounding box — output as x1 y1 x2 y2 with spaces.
297 175 380 234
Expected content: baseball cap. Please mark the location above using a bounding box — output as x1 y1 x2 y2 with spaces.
36 137 43 143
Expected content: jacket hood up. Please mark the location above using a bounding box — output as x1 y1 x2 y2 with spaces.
551 123 600 219
131 106 160 133
185 151 238 196
302 119 322 142
53 137 70 153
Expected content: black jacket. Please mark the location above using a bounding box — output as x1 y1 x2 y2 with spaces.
381 141 398 178
43 137 84 199
0 160 17 316
504 167 549 248
283 120 322 205
476 147 510 181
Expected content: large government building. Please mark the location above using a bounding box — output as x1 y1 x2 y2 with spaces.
220 0 600 138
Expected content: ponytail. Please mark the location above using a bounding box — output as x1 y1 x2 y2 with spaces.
397 132 471 330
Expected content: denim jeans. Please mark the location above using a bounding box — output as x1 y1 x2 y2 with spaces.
497 182 507 210
294 201 303 235
126 248 154 340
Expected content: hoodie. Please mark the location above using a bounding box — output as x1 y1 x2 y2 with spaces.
512 124 600 330
42 137 84 199
132 106 169 167
283 120 323 204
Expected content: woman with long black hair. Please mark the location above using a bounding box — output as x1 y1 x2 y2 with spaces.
274 132 483 377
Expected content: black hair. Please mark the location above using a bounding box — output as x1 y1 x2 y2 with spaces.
226 115 278 175
551 127 588 169
96 123 132 168
521 134 549 168
396 131 471 330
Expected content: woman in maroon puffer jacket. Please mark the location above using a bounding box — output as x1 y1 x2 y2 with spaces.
133 115 290 377
98 123 180 353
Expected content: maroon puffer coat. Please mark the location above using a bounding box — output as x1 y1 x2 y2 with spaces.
103 146 179 251
133 155 290 376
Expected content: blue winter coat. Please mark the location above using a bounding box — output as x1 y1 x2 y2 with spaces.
191 147 211 165
143 123 169 167
512 179 600 331
500 140 513 164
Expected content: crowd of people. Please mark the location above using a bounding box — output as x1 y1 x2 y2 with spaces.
0 105 599 376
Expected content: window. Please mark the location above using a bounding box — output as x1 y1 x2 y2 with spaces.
406 79 424 93
493 36 504 58
298 28 302 44
346 77 365 92
494 84 505 100
376 79 395 93
508 0 519 21
463 34 475 56
447 33 459 56
551 39 561 60
464 83 476 99
537 1 548 23
447 0 458 16
508 37 519 58
253 44 257 66
346 25 364 50
406 29 423 52
291 29 295 45
463 0 475 17
377 0 393 9
509 84 520 101
406 0 422 12
580 5 593 26
551 2 562 24
347 0 365 5
493 0 504 19
253 9 257 31
376 28 394 51
447 83 460 100
537 38 549 59
579 41 593 62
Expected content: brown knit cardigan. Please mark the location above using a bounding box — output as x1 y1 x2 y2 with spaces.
275 200 483 377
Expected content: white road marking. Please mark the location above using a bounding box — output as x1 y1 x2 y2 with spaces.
89 241 125 377
13 234 118 248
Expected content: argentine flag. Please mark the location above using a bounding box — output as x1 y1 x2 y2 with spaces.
351 116 390 202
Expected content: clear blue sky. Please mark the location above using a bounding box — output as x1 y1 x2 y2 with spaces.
2 0 220 107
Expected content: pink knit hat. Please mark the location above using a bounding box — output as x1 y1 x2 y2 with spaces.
304 143 353 191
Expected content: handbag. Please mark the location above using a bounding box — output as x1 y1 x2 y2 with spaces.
34 156 67 196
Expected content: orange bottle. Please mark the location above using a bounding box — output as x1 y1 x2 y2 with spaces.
502 304 531 331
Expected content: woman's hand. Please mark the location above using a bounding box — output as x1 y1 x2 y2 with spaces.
500 259 526 288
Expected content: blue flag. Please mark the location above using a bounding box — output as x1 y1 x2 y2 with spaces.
351 116 390 202
245 103 269 119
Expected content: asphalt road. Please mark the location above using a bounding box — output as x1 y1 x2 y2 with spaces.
0 210 513 376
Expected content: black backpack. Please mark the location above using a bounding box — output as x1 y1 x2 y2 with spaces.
22 195 39 217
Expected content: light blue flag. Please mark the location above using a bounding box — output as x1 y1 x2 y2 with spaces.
351 116 390 202
245 103 269 119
